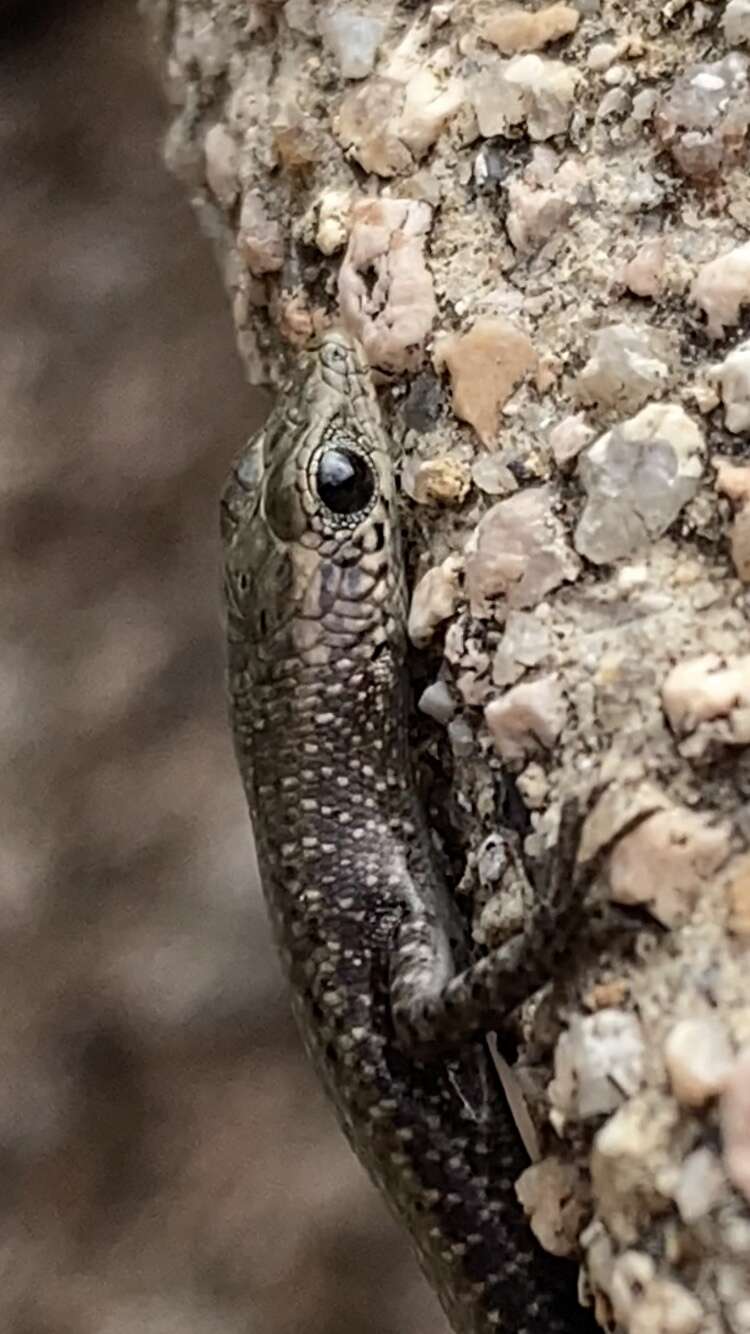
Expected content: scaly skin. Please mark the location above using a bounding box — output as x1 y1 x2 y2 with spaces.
222 331 595 1334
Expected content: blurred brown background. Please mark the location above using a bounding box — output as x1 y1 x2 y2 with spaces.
0 3 443 1330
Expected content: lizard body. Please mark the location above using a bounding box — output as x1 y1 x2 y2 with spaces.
222 330 594 1334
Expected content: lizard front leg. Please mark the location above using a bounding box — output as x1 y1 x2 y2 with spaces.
390 800 590 1055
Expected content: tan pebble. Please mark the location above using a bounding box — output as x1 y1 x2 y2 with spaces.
730 506 750 582
204 123 239 207
715 456 750 503
515 1157 586 1257
664 1017 733 1107
673 1146 726 1223
608 806 731 927
721 1045 750 1202
610 1252 655 1325
238 190 284 275
464 486 580 616
484 675 566 762
631 1279 703 1334
535 355 560 393
725 854 750 937
710 339 750 433
482 3 579 56
587 41 619 72
692 241 750 338
412 457 470 505
662 653 750 732
549 414 594 468
334 78 411 177
687 379 720 415
338 197 435 373
315 189 352 256
434 318 537 446
622 239 667 298
584 978 630 1011
399 68 465 158
408 555 463 647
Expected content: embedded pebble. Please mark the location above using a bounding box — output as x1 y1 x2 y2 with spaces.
607 806 731 926
714 456 750 505
632 88 658 122
721 1046 750 1203
238 191 284 274
411 457 470 505
314 189 352 255
673 1147 726 1223
334 67 463 175
403 373 443 434
464 485 580 618
456 639 492 707
338 198 436 372
505 166 580 255
481 4 579 56
284 0 314 29
575 324 670 413
273 113 325 170
515 1158 586 1258
730 507 750 582
588 42 619 73
484 674 566 762
549 414 593 469
319 11 386 80
615 1273 703 1334
574 403 704 566
434 317 537 447
584 978 630 1011
516 761 549 809
492 610 552 686
597 87 628 120
591 1097 679 1230
578 782 669 866
476 832 513 889
709 339 750 432
398 68 465 159
692 241 750 338
471 455 518 495
724 0 750 47
609 1252 656 1327
655 52 750 181
662 653 750 736
418 680 457 725
549 1010 645 1122
334 78 412 176
664 1017 734 1107
726 855 750 938
448 716 474 758
472 53 579 142
408 554 463 647
204 123 239 207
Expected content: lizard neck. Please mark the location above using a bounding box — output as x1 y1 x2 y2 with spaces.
228 640 431 944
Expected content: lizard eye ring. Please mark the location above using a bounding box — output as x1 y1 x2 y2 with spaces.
316 446 375 517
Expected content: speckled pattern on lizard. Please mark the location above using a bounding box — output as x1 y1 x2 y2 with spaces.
221 329 597 1334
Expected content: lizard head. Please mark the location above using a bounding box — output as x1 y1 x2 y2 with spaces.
222 331 407 677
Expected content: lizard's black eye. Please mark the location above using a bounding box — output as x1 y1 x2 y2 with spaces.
317 448 375 516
